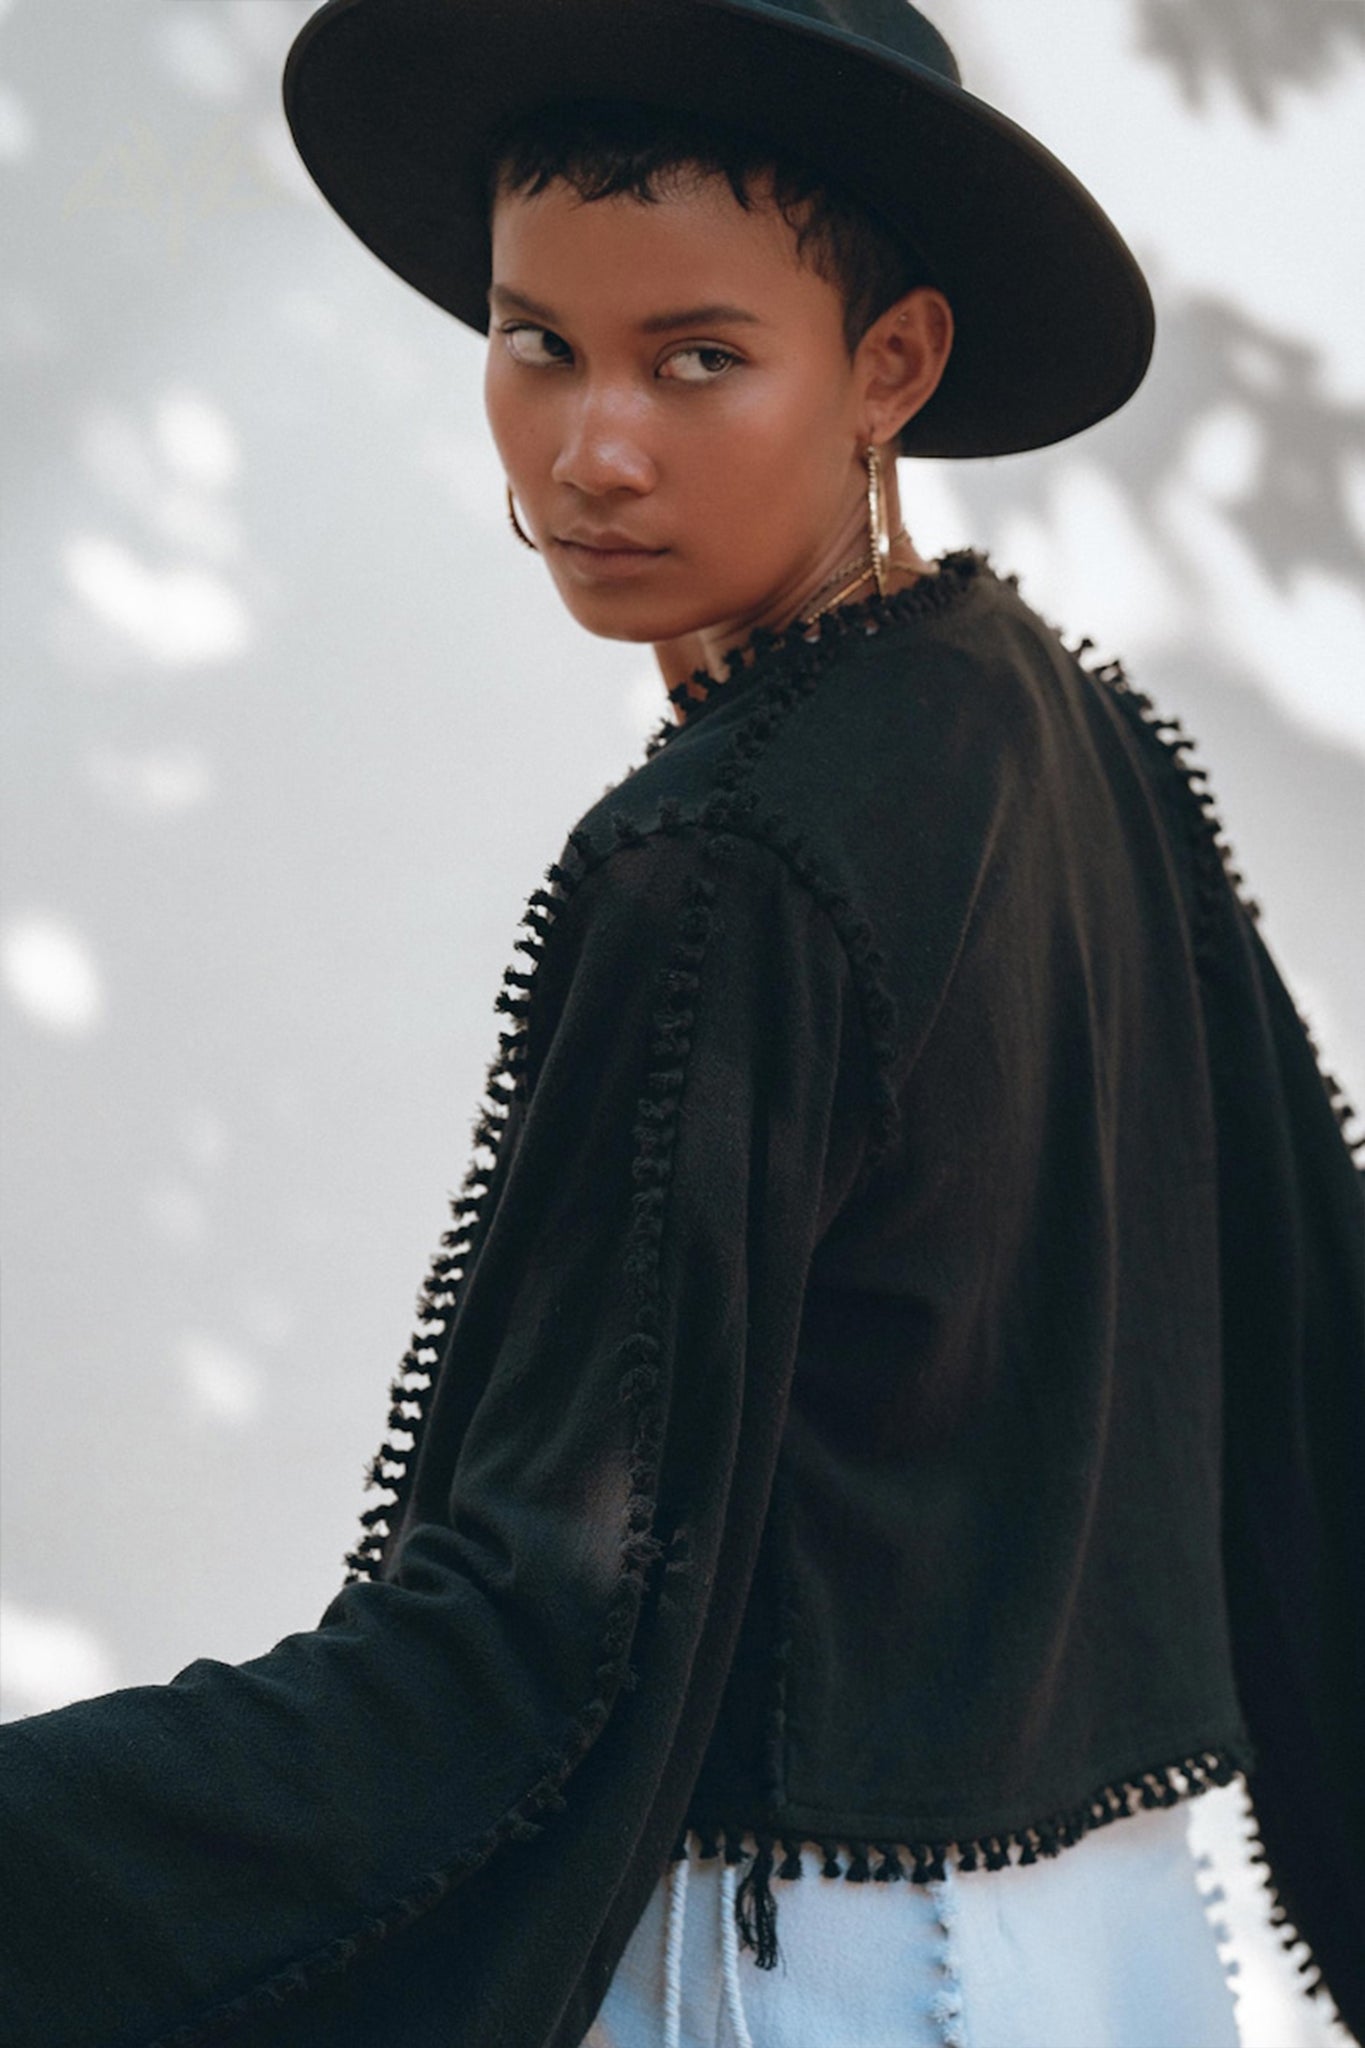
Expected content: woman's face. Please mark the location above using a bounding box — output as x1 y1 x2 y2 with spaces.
485 168 942 659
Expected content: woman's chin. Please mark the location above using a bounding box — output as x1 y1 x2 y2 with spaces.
551 579 704 646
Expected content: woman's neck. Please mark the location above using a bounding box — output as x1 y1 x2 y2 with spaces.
655 469 936 716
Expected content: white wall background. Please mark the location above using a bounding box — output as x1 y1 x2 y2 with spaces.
2 2 1361 2041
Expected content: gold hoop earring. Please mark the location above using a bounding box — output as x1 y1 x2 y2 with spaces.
865 443 892 597
506 483 539 552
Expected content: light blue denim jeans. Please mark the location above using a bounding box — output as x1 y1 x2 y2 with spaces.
584 1797 1241 2048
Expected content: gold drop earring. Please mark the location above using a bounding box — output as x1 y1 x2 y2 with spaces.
796 441 909 628
506 483 539 552
865 441 892 598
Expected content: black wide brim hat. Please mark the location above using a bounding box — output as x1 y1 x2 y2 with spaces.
282 0 1155 460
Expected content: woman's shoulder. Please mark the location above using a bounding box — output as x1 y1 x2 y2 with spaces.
552 549 1104 951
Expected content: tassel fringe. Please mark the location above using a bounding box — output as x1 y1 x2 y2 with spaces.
1061 627 1365 1174
1240 1806 1347 2024
678 1740 1250 1975
337 859 593 1585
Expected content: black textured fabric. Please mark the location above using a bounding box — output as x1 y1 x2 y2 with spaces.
0 553 1360 2048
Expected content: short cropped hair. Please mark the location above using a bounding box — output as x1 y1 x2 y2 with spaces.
484 98 941 456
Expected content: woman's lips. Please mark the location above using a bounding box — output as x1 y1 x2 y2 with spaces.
554 538 669 577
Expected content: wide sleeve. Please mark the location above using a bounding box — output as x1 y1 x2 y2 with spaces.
0 824 872 2048
1205 888 1365 2039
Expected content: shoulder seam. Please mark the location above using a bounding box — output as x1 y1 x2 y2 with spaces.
552 814 900 1169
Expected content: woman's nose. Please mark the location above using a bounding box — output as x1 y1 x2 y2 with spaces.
551 393 656 497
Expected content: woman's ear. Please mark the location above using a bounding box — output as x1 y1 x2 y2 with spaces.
858 287 954 446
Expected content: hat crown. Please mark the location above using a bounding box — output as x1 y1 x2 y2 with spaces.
756 0 961 88
283 0 1153 457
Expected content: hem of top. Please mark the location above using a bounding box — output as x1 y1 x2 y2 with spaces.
673 1731 1255 1886
776 1709 1257 1835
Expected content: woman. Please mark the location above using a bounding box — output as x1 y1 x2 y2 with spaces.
1 3 1362 2046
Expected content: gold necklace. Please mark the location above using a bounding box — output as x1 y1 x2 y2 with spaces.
798 527 911 627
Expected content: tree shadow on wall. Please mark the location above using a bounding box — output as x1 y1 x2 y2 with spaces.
1137 0 1365 122
948 290 1365 604
1112 294 1364 598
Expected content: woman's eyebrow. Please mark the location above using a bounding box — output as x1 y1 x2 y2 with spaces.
488 284 764 331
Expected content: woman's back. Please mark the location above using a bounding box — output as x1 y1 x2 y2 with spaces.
567 553 1249 1889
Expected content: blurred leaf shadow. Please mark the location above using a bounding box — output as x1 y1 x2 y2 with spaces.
1137 0 1365 122
1123 294 1365 596
949 290 1365 603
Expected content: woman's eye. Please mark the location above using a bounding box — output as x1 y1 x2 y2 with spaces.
499 323 570 366
660 345 740 383
498 324 738 383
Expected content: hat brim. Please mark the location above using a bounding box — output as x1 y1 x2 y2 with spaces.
282 0 1155 458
